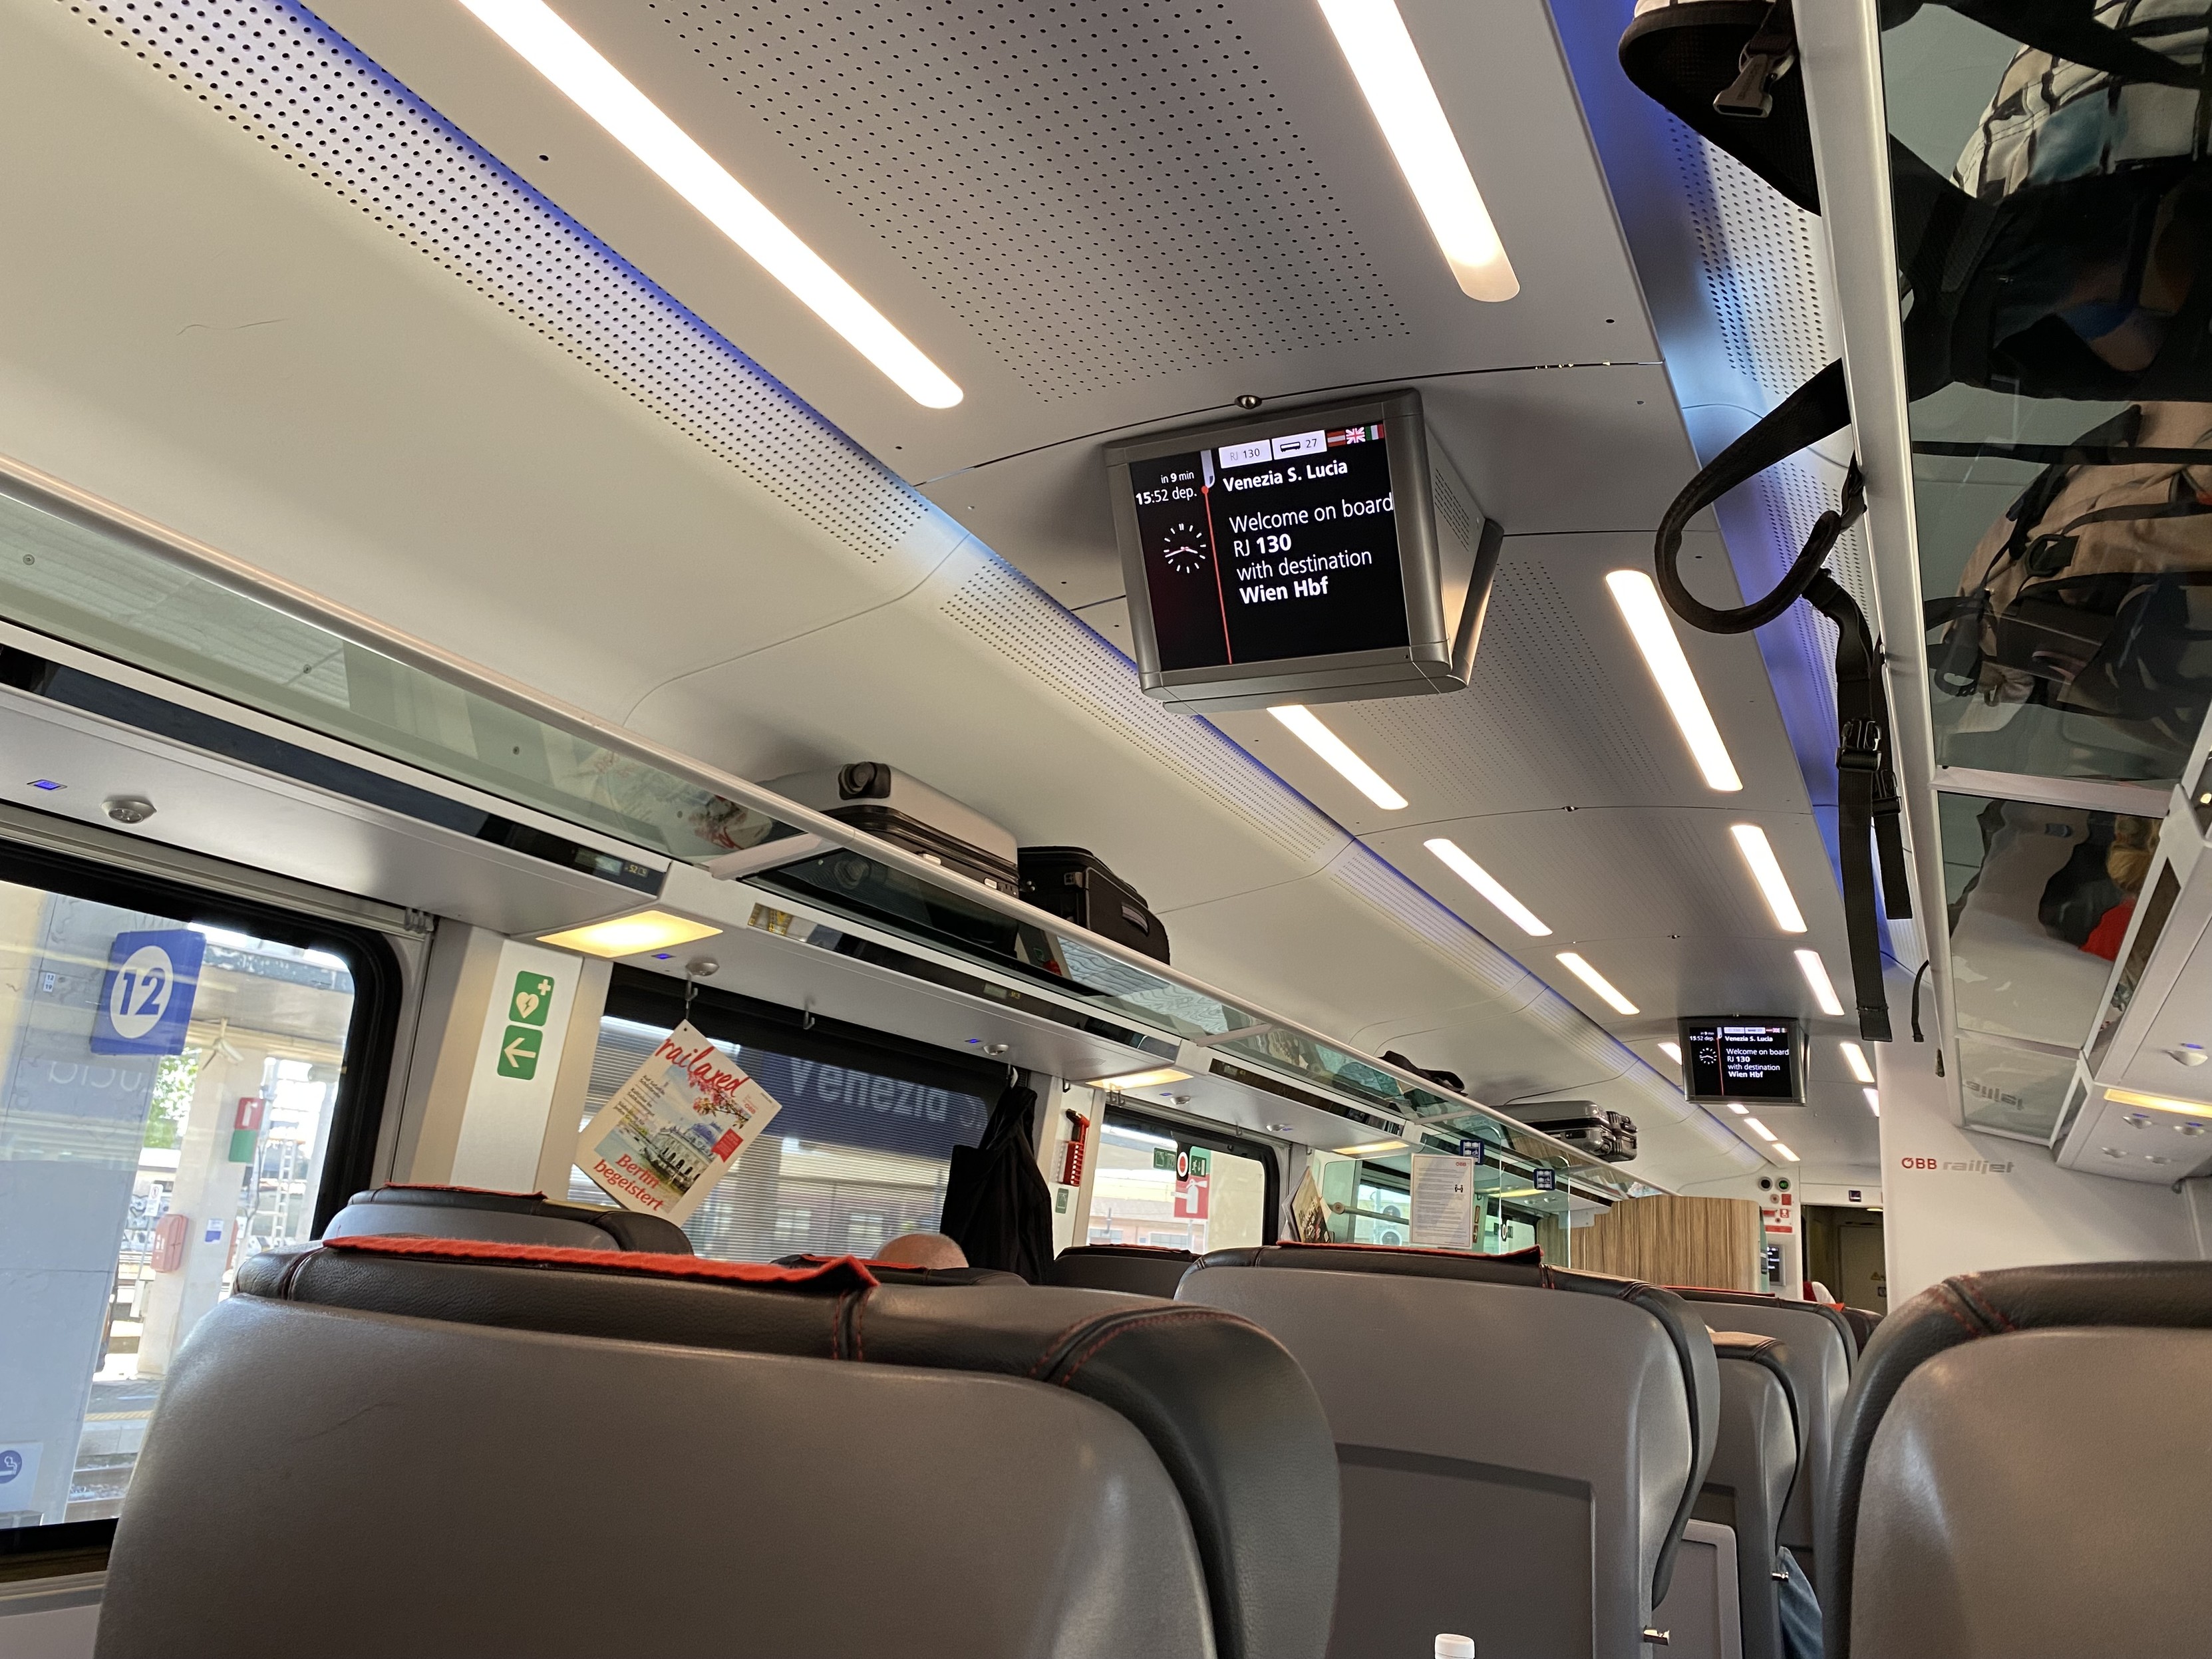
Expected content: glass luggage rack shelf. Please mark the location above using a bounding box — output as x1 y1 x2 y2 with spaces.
0 452 1642 1202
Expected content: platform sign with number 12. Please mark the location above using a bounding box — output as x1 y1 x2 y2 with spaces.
90 929 206 1056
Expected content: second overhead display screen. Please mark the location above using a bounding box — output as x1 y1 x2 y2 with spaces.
1126 421 1410 672
1678 1018 1805 1105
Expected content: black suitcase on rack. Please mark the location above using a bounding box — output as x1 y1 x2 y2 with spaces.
1017 846 1170 963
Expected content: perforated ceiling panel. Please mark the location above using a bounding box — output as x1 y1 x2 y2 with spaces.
646 1 1407 400
1352 559 1673 810
57 0 929 563
940 557 1344 867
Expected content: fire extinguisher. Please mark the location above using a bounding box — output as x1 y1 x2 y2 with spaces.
1057 1110 1090 1188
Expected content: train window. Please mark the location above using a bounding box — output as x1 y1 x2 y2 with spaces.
0 840 398 1545
573 968 1002 1261
1086 1106 1277 1252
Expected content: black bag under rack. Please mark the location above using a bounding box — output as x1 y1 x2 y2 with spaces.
1017 847 1169 963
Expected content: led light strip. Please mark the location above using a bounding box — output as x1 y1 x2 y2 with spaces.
1316 0 1517 301
1270 705 1408 810
456 0 961 407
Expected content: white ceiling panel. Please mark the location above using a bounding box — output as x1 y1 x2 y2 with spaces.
0 0 1845 1183
305 0 1660 480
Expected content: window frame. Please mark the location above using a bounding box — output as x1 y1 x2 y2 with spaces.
1097 1102 1283 1247
0 830 405 1570
602 964 1015 1104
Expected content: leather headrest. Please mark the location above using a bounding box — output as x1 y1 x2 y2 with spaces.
333 1185 693 1254
1823 1261 2212 1658
239 1240 1339 1659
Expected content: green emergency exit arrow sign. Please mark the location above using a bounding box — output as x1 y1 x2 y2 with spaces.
497 1024 542 1080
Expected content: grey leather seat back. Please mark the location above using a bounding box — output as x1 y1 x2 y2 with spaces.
1182 1244 1718 1659
321 1183 692 1252
1047 1243 1195 1296
100 1295 1214 1659
104 1237 1340 1659
1824 1261 2212 1659
1704 1332 1802 1659
1674 1290 1851 1562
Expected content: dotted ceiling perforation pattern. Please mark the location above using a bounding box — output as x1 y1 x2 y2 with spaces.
1354 559 1673 810
59 0 927 563
939 559 1344 867
647 1 1406 400
1668 127 1833 406
1664 123 1877 646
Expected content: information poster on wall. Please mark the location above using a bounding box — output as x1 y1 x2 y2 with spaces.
1409 1153 1476 1249
577 1020 783 1223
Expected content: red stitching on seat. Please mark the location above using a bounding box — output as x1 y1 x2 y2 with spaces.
1055 1308 1245 1387
1952 1276 2018 1333
319 1235 878 1290
1933 1286 1985 1338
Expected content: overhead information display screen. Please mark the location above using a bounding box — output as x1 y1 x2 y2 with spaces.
1678 1018 1805 1105
1105 390 1495 713
1123 420 1410 672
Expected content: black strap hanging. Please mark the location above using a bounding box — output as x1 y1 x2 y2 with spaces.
1651 361 1907 1042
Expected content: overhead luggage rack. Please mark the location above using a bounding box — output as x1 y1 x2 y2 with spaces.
0 450 1648 1205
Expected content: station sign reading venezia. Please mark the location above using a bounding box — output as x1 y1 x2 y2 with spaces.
1128 422 1412 672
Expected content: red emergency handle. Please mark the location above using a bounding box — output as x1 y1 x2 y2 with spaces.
1058 1110 1091 1188
151 1212 191 1273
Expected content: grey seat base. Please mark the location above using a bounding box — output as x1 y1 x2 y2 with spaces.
98 1296 1215 1659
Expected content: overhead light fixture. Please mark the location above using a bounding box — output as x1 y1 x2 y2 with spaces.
539 909 722 958
1604 571 1742 792
1426 838 1550 935
1315 0 1517 301
1772 1141 1800 1162
1269 705 1408 810
2103 1087 2212 1118
456 0 962 408
1863 1088 1881 1117
1658 1041 1682 1064
1333 1138 1409 1157
1744 1116 1778 1142
1084 1066 1191 1092
1840 1041 1874 1085
1796 949 1845 1017
1730 825 1807 933
1556 952 1638 1016
1728 1102 1750 1115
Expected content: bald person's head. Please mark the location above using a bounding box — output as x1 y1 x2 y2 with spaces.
876 1231 969 1270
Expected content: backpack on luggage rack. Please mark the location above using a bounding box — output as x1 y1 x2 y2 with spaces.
1928 401 2212 765
1617 0 2212 1039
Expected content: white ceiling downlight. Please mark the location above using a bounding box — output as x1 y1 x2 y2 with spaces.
1271 705 1409 810
456 0 963 408
1426 837 1551 936
1317 0 1518 301
1604 570 1741 792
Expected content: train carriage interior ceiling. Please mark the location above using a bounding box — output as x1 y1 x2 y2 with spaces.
0 0 1890 1189
12 0 2212 1650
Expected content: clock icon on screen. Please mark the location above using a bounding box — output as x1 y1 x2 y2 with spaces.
1161 522 1208 573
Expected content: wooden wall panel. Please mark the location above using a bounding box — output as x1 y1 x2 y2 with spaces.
1572 1195 1763 1290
